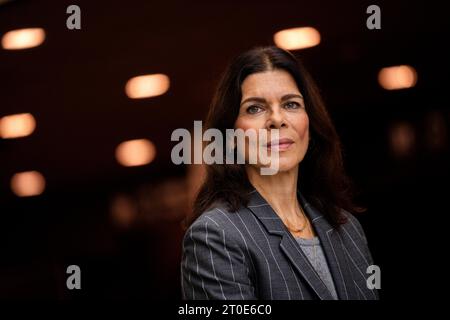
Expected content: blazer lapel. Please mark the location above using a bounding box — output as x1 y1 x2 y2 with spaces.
246 189 335 300
298 192 358 300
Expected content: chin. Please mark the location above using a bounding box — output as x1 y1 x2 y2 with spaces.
276 160 299 173
254 157 299 174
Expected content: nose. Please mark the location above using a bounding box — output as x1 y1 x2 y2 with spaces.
267 106 287 129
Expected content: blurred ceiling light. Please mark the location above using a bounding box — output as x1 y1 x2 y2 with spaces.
389 122 415 157
274 27 321 50
11 170 46 197
0 113 36 139
115 138 156 167
1 28 46 50
125 74 170 99
378 65 417 90
110 194 138 228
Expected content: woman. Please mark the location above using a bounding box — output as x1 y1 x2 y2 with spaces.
181 46 378 300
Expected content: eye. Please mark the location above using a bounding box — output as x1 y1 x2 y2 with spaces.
284 101 301 109
246 105 263 114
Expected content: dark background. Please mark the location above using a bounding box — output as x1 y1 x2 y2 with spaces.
1 0 448 300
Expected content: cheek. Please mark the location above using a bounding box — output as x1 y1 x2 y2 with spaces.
234 116 259 131
290 113 309 140
234 117 245 130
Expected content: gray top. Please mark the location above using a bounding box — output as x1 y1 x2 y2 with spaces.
295 236 338 300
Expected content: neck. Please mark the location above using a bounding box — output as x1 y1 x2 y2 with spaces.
246 165 301 221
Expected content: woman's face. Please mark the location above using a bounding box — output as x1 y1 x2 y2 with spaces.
234 69 309 173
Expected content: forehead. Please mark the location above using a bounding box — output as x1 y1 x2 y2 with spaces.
241 69 301 98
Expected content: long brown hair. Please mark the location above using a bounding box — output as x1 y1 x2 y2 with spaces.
186 46 365 228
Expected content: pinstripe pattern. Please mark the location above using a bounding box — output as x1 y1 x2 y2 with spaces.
326 229 349 299
181 188 379 300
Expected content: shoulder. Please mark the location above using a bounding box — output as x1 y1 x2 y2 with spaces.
338 209 369 245
337 209 376 266
184 205 250 244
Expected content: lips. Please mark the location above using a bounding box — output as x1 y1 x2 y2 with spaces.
266 138 294 151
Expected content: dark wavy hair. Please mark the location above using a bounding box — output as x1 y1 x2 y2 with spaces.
185 46 365 228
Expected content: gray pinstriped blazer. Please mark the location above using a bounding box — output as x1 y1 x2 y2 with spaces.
181 188 379 300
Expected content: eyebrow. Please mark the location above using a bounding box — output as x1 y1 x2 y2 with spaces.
240 93 304 106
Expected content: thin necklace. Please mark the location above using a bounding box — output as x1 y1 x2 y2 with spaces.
286 206 309 233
